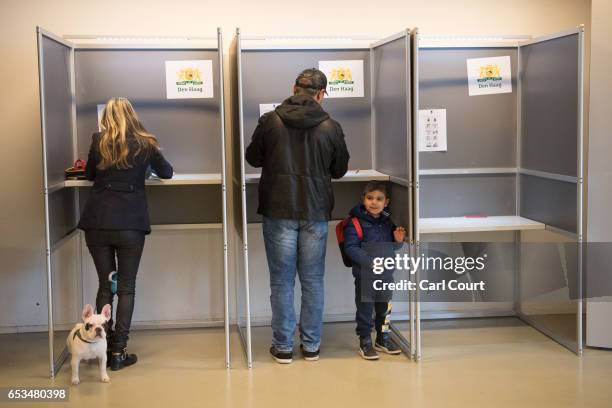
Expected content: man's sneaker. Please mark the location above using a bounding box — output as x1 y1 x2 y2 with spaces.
358 336 379 360
375 333 402 355
300 344 320 361
270 347 293 364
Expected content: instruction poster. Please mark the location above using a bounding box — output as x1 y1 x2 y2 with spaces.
259 103 281 117
466 56 512 96
318 60 364 98
165 60 214 99
419 109 447 152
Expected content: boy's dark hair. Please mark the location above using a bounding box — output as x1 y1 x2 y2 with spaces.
362 181 389 198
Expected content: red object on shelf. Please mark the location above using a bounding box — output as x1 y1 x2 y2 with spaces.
464 214 488 218
74 159 86 170
65 159 87 179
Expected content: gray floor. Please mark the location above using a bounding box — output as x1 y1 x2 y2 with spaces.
1 318 612 407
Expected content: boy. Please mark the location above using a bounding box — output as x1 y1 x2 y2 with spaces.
343 182 406 360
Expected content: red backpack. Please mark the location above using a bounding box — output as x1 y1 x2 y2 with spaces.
335 217 363 267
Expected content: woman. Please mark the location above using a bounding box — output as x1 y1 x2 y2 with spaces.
78 97 173 371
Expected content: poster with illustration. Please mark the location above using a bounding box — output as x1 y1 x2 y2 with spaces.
318 60 364 98
419 109 447 152
466 56 512 96
165 60 214 99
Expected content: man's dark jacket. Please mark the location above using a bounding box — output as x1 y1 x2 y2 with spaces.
245 95 350 221
78 132 174 234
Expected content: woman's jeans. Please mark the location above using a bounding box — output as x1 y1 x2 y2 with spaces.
262 216 328 353
85 229 145 352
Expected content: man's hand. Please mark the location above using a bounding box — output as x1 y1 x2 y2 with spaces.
394 226 407 243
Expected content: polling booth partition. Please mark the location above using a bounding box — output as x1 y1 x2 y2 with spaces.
36 27 230 377
232 28 416 367
411 26 585 360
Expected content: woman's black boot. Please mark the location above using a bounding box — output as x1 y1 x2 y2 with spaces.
110 348 138 371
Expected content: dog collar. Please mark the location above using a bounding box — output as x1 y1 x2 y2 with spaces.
73 328 95 344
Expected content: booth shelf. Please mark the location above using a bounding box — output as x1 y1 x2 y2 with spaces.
419 216 546 234
63 173 223 187
150 223 223 230
244 169 390 184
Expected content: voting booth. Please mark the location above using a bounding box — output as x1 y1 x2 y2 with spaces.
232 29 416 367
36 23 585 373
411 26 585 359
36 27 230 377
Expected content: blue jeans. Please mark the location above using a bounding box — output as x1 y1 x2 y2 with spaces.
262 216 328 353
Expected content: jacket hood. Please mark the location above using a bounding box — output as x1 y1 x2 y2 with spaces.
349 203 391 224
275 95 330 129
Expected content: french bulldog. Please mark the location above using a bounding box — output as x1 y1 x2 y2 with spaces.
66 304 111 385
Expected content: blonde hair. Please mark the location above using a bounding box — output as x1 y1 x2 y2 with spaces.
98 97 159 170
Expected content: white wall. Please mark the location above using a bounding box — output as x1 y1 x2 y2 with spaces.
0 0 590 331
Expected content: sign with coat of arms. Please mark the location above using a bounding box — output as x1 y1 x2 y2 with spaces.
165 60 214 99
318 60 364 98
466 56 512 96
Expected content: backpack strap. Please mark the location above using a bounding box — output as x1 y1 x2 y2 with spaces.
351 217 363 241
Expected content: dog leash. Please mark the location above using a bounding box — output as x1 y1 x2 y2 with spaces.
108 271 117 294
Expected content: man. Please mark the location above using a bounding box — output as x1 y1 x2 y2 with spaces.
246 68 350 363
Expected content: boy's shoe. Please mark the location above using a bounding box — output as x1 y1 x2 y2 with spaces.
375 333 402 355
358 336 379 360
270 347 293 364
300 344 320 361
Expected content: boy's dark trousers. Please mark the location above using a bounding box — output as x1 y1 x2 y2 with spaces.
353 269 393 338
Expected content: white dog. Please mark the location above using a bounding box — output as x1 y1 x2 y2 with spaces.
66 304 111 385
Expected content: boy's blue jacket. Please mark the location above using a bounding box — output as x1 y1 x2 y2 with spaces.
343 203 397 276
